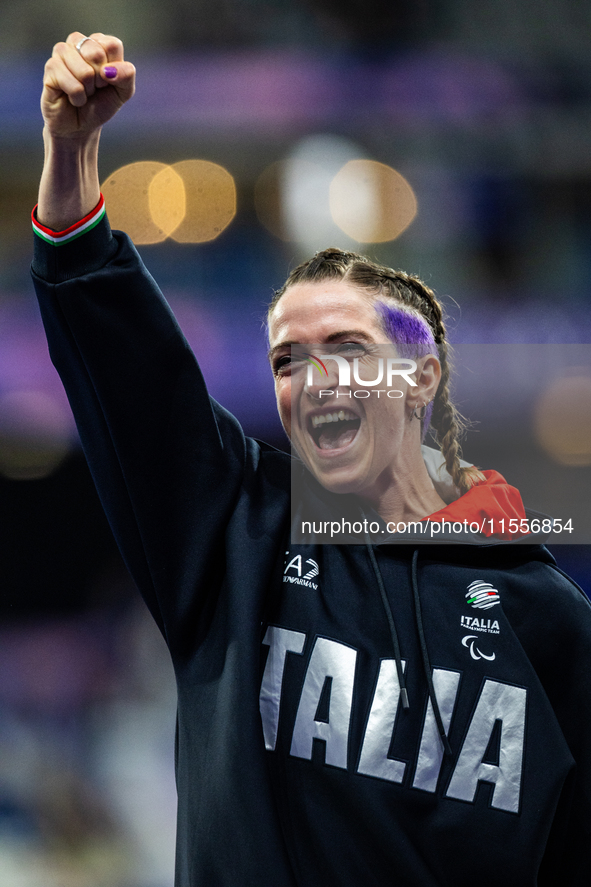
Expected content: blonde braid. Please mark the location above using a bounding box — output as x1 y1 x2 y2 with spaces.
382 272 485 495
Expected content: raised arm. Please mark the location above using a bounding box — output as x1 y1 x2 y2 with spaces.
37 31 135 230
32 37 266 651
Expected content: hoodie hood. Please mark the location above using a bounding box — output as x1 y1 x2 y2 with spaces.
425 471 528 541
421 445 543 542
293 446 543 545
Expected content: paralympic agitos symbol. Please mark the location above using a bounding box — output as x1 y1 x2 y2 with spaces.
462 635 496 661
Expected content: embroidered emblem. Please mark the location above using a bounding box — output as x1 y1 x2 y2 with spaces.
462 635 496 661
466 580 500 609
283 553 320 589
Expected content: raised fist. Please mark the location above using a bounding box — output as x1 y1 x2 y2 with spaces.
42 32 135 140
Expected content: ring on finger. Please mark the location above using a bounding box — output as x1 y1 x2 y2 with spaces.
75 36 92 53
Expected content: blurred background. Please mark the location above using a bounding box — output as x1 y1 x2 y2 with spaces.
2 0 591 882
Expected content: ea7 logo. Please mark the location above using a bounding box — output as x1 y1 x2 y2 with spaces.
284 555 318 579
283 554 320 589
462 635 496 661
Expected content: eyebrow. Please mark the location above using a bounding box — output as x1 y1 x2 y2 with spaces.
267 330 376 363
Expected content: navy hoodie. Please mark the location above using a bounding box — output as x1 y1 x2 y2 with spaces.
31 211 591 886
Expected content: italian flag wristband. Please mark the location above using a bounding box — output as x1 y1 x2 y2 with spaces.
32 195 106 246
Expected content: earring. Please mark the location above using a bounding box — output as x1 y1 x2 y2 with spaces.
413 402 429 420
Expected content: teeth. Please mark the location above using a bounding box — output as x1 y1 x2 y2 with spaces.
311 410 356 428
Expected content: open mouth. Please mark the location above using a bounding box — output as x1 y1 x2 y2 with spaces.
309 409 361 451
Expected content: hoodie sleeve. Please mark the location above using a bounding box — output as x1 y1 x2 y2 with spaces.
31 207 248 649
502 560 591 886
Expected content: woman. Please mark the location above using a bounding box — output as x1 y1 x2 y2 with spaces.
269 253 534 546
32 33 591 887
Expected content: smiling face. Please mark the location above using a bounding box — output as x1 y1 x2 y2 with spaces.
268 278 438 502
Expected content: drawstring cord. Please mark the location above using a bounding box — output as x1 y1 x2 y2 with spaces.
365 533 452 755
365 541 410 710
411 550 452 756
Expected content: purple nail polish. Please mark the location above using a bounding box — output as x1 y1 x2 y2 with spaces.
104 66 117 79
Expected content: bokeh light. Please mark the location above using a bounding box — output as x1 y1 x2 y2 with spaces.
534 373 591 466
0 390 72 480
255 138 417 252
169 160 236 243
149 165 186 238
255 134 366 254
102 160 236 244
102 161 172 244
329 160 418 242
254 160 288 241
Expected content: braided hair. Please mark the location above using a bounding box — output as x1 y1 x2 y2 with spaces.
269 248 485 495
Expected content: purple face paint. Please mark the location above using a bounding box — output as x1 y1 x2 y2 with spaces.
376 301 437 437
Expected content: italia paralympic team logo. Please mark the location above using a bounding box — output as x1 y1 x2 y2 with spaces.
465 580 500 609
